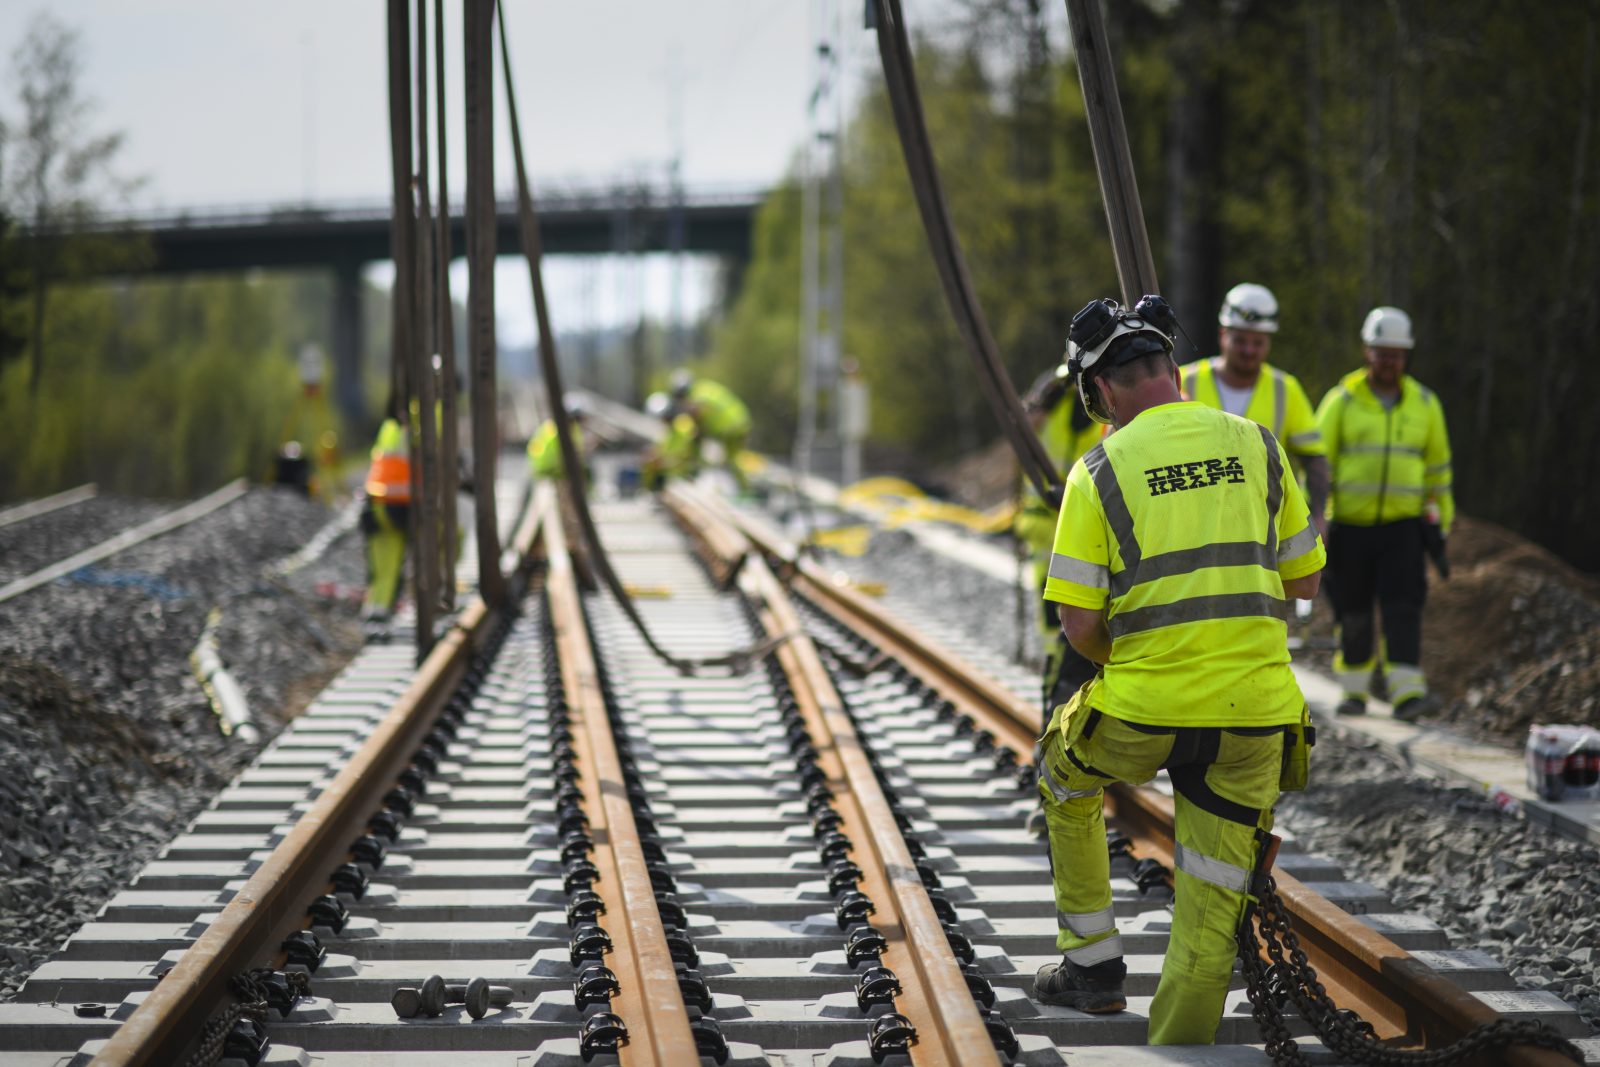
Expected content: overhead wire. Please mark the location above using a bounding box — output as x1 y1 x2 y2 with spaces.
492 0 790 677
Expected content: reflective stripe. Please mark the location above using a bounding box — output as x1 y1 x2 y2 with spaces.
1340 443 1424 457
1287 430 1322 449
1083 444 1141 573
1386 664 1427 704
1259 424 1283 557
1049 552 1110 590
1278 523 1320 563
1057 906 1117 937
1039 758 1102 802
1174 842 1250 893
1109 592 1282 638
1271 372 1286 438
1425 462 1452 476
1108 541 1276 598
1064 933 1124 967
1337 483 1423 496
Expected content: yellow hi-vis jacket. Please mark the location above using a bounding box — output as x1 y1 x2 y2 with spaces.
1180 358 1325 458
1015 398 1104 559
688 379 751 440
1044 402 1325 727
365 418 411 503
1315 369 1454 533
527 420 583 480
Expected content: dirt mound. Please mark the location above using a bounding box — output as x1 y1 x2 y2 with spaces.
1427 518 1600 739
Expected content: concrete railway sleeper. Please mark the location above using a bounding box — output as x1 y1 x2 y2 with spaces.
1 481 1593 1065
666 482 1593 1065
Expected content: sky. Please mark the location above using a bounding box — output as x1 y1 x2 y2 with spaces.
0 1 1067 346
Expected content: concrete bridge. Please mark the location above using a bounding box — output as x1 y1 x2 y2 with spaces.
69 183 763 424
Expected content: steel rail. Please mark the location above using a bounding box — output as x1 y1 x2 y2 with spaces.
540 485 701 1066
680 487 1573 1064
0 483 97 529
0 479 247 606
90 489 548 1066
664 485 999 1067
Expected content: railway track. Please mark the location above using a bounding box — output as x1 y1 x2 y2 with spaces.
0 475 1591 1066
0 480 249 604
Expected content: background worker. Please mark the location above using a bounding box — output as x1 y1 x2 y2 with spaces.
1015 363 1102 833
641 390 701 491
1034 296 1324 1043
527 395 590 483
1316 306 1453 721
359 397 411 631
1181 283 1329 534
670 369 752 490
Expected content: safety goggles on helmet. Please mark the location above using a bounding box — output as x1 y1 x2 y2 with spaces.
1064 297 1176 424
1223 303 1277 328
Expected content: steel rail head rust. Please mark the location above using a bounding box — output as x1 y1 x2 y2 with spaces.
672 484 1577 1061
541 489 700 1066
92 492 549 1067
660 485 999 1067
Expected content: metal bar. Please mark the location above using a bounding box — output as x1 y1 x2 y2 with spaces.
869 0 1061 504
387 0 416 447
410 0 441 653
0 480 246 606
463 0 505 608
539 486 700 1066
0 482 96 529
1062 0 1159 303
663 485 997 1067
433 0 459 613
92 603 490 1065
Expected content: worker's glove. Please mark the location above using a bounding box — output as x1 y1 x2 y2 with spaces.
1421 517 1450 579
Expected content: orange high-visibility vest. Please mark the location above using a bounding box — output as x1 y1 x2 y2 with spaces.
364 419 412 502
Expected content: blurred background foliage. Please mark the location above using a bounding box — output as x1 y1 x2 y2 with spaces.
2 1 1596 567
705 0 1599 565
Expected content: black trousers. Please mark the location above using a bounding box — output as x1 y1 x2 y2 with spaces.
1327 519 1426 666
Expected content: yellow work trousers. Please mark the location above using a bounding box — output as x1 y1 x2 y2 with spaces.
362 499 407 616
1037 696 1282 1044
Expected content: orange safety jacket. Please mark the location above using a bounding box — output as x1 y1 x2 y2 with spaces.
364 418 412 503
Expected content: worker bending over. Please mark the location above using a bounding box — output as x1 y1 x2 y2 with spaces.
1180 283 1329 535
670 369 752 490
641 391 701 491
1035 296 1324 1043
1316 307 1453 721
527 395 590 484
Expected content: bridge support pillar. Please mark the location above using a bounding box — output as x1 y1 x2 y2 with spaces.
332 260 367 431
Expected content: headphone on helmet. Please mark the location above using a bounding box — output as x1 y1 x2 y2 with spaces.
1064 296 1178 424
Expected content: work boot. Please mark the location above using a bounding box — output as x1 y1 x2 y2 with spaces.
1033 956 1126 1013
1335 696 1366 716
1393 692 1439 723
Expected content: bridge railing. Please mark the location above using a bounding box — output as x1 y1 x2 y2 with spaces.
51 180 767 235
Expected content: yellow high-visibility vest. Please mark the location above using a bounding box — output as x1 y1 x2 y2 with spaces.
1181 358 1324 457
688 379 750 439
1044 402 1324 727
1015 397 1105 559
527 420 583 480
1315 369 1454 532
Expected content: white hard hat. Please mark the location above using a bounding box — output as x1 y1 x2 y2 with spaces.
1217 283 1279 334
1361 306 1414 349
645 391 672 419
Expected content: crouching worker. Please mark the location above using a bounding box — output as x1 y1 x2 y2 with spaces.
1034 296 1324 1043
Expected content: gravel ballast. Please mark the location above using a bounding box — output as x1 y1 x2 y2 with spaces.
780 503 1600 1034
0 486 367 999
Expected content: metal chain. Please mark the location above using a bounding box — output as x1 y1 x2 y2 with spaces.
180 969 312 1067
1239 874 1583 1066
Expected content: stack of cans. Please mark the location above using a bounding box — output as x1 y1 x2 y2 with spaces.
1526 724 1600 802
